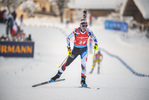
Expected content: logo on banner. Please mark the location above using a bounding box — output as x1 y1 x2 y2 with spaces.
0 44 32 53
0 42 34 57
105 20 128 32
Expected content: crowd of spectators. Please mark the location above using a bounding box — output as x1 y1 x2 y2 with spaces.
0 9 32 42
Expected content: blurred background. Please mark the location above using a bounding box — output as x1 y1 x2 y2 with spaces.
0 0 148 30
0 0 149 40
0 0 149 100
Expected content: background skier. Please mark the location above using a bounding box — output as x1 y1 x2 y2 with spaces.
90 50 103 74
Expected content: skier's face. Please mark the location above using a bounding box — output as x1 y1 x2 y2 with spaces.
80 24 87 32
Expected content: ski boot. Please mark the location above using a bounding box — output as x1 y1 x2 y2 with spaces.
49 71 62 83
81 76 87 87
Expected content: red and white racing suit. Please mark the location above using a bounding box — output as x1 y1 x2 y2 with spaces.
59 27 98 77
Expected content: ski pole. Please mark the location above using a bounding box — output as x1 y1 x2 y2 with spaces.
58 56 68 68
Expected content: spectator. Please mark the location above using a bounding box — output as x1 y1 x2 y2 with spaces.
25 34 32 41
66 19 69 28
0 35 10 41
12 11 17 21
6 14 14 38
3 9 9 23
11 22 19 41
89 14 93 26
17 29 26 41
20 14 24 27
0 10 3 22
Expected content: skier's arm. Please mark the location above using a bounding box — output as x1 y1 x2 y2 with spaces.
88 30 98 45
90 34 98 45
88 30 98 51
66 31 75 48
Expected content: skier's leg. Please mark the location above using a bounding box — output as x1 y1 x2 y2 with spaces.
50 71 62 82
81 51 87 77
50 47 79 81
59 47 79 73
97 61 100 74
80 49 88 87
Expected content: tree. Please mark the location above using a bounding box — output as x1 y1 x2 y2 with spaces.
20 0 39 17
0 0 38 17
0 0 24 13
73 9 83 21
52 0 69 23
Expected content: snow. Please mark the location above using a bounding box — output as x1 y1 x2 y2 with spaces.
0 17 149 100
120 0 149 19
120 0 128 16
68 0 124 10
134 0 149 19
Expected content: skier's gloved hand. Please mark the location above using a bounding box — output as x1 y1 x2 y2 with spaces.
94 44 98 50
67 46 72 56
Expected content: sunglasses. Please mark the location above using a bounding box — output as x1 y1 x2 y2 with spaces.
81 24 88 27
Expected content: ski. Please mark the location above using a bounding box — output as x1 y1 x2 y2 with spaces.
32 79 65 87
78 86 100 90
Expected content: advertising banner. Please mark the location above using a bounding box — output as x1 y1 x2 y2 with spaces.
0 41 34 57
105 20 128 32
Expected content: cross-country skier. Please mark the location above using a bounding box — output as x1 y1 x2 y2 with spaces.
49 19 98 87
90 50 103 74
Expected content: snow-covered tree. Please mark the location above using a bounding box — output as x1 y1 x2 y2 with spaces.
52 0 69 23
73 9 83 22
20 0 39 17
0 0 24 13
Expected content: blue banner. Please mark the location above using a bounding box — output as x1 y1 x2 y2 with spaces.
105 20 128 32
0 41 34 57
